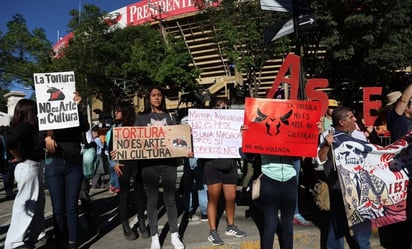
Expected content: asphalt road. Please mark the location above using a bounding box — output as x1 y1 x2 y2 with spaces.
0 178 384 249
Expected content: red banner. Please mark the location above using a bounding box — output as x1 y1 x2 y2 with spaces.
242 98 321 157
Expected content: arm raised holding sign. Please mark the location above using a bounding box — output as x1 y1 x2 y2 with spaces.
42 91 90 249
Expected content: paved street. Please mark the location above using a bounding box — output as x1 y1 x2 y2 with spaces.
0 180 383 249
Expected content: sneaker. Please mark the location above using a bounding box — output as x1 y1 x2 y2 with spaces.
151 234 161 249
109 186 115 193
208 230 224 246
225 224 246 238
171 232 185 249
293 213 312 226
200 213 208 221
189 214 200 221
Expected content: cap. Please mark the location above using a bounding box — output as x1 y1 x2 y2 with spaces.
386 91 402 106
328 99 338 107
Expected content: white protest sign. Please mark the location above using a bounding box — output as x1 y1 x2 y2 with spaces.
33 71 79 131
189 109 244 158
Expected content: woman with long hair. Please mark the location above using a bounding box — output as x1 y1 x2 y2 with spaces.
43 92 90 249
134 86 185 249
203 97 245 246
107 101 149 240
4 99 45 249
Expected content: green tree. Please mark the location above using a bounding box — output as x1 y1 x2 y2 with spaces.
0 14 51 109
303 0 412 105
198 0 291 97
51 4 198 110
123 25 198 95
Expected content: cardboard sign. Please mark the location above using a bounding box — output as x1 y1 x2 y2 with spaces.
113 125 192 160
242 98 321 157
189 109 244 158
33 71 79 131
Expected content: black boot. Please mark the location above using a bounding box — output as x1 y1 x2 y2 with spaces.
122 221 137 240
138 216 150 239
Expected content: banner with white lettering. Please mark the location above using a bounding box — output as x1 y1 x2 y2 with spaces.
113 125 192 160
332 131 411 228
33 71 79 131
189 109 243 158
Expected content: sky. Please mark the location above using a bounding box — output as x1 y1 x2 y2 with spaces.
1 0 138 45
1 1 139 95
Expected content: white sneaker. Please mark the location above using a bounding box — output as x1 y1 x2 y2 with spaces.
171 232 185 249
151 234 161 249
189 214 200 221
37 231 46 240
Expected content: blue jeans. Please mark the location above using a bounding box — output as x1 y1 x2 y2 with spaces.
45 155 82 244
198 185 208 215
327 219 345 249
352 220 372 249
260 174 297 249
108 157 119 189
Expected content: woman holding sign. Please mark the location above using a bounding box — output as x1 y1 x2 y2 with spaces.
202 97 246 247
134 86 185 249
43 92 89 249
107 101 149 240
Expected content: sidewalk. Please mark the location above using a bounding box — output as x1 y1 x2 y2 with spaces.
0 185 384 249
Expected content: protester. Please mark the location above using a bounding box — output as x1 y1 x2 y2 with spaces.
379 88 412 249
134 86 185 249
202 97 245 246
317 106 371 249
4 99 45 249
91 125 105 189
320 99 339 132
353 109 381 145
179 111 208 222
0 126 15 201
181 156 208 222
105 123 120 194
107 101 149 240
44 92 90 249
292 158 312 226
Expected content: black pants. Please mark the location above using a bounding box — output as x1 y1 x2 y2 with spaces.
118 161 147 222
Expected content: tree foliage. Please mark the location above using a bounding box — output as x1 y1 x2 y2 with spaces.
198 0 291 97
1 0 411 111
304 0 412 105
49 5 198 110
0 14 51 108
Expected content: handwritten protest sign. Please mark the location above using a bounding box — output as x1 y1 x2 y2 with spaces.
189 109 243 158
242 98 321 157
113 125 192 160
33 71 79 131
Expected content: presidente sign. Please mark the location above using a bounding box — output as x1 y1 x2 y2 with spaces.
242 98 321 157
188 109 243 158
52 0 219 57
33 71 79 131
113 125 192 160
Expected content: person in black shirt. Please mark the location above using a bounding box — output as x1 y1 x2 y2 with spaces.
44 92 89 249
134 87 185 249
4 99 45 249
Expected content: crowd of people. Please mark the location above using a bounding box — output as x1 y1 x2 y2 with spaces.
1 84 412 249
